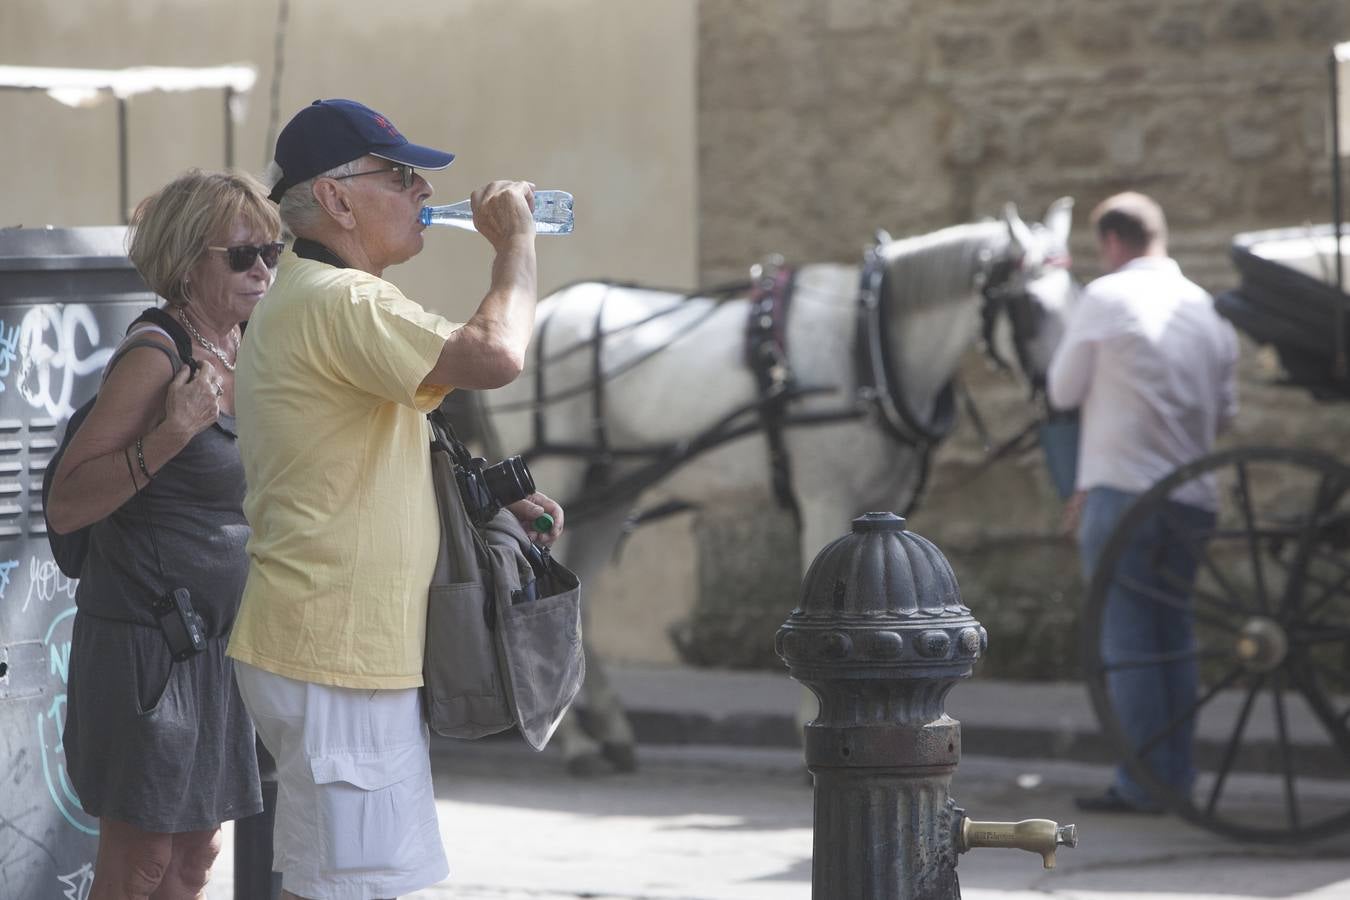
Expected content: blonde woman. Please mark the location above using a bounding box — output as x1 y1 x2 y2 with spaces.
50 169 281 899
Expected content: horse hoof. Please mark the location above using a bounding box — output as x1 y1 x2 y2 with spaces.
565 753 609 778
601 742 638 773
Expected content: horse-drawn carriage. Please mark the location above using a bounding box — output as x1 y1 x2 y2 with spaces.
453 190 1350 843
1081 226 1350 842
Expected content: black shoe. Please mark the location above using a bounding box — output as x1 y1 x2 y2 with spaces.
1074 787 1165 815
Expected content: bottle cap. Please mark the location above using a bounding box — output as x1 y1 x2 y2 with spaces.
533 513 554 533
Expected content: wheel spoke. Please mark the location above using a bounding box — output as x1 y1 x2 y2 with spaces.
1136 665 1245 761
1207 526 1306 541
1266 472 1346 621
1287 624 1350 645
1235 461 1273 614
1270 673 1302 833
1303 565 1350 621
1288 664 1350 762
1271 553 1350 622
1307 545 1350 582
1116 573 1240 633
1205 675 1265 817
1155 517 1252 615
1307 657 1350 692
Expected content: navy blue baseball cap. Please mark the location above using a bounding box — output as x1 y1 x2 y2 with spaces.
268 99 455 202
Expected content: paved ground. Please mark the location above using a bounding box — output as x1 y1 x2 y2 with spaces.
206 664 1350 900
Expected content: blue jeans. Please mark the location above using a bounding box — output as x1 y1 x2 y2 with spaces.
1078 486 1215 807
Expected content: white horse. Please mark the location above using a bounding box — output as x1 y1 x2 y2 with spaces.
448 199 1079 773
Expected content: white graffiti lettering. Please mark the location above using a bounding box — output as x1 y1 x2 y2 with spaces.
0 321 19 391
21 554 79 614
57 861 94 900
0 557 17 598
16 305 113 420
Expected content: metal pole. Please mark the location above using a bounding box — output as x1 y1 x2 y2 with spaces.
117 96 129 225
224 87 235 170
1331 48 1347 378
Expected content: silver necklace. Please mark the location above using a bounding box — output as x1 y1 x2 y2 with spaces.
179 313 237 372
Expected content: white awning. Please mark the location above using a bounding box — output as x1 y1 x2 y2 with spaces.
0 64 256 108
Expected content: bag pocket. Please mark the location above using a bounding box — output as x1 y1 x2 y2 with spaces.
497 582 585 751
423 581 512 739
308 743 427 872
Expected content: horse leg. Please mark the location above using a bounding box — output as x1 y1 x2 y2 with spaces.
553 636 638 777
789 448 929 740
553 504 639 776
582 634 638 771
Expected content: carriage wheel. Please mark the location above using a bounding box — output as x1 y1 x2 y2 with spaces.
1082 447 1350 842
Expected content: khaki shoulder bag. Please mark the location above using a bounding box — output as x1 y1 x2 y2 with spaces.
422 410 584 750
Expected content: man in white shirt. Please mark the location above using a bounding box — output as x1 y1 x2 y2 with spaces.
1048 192 1239 814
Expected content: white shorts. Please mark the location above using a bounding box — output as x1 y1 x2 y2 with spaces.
234 662 448 900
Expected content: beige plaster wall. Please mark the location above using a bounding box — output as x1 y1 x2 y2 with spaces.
0 0 697 315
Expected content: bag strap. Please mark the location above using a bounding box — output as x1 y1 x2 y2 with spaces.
133 307 195 365
123 308 194 596
428 406 476 468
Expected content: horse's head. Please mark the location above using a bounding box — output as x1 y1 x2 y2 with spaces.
980 197 1080 392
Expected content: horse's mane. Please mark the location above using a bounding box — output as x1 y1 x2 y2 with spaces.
879 219 1007 312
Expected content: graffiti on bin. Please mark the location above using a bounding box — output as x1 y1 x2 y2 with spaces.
38 605 97 837
11 305 114 419
22 555 77 615
0 558 18 600
0 320 19 389
57 862 94 900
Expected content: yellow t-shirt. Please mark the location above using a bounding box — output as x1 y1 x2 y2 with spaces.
226 250 458 689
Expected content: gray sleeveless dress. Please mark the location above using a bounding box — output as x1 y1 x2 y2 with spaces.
63 329 261 832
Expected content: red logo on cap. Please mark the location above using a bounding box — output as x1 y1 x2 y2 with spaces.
371 115 403 140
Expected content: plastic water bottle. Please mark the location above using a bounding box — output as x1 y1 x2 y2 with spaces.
420 190 574 234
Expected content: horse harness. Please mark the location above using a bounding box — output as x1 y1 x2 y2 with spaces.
504 237 1002 526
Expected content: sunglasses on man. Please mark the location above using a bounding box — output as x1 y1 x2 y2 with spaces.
329 163 418 191
207 242 286 272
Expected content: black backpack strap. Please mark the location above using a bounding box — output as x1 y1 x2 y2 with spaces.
131 307 195 368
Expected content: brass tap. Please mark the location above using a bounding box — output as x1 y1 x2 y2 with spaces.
958 816 1078 869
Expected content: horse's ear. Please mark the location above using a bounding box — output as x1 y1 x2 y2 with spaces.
1003 202 1033 255
1044 197 1075 247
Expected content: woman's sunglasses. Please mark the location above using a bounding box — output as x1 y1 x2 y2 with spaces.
207 242 286 272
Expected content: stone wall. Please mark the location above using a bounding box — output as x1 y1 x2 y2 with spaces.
685 0 1350 680
699 0 1344 289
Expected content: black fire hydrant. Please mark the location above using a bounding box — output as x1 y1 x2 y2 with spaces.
775 512 1076 900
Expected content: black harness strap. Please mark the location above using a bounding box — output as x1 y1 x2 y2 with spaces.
744 258 801 521
852 245 958 446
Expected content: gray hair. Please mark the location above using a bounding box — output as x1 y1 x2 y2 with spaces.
265 158 360 235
